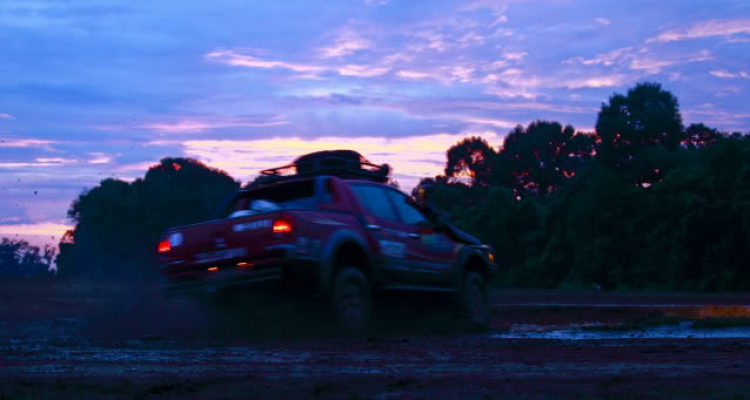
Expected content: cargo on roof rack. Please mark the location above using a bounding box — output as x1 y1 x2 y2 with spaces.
255 150 391 186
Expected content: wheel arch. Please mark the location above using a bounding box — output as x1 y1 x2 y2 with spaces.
453 245 490 286
320 229 375 294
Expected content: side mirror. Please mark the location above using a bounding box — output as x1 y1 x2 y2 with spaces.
414 183 435 205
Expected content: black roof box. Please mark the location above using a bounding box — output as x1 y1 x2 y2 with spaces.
255 150 391 185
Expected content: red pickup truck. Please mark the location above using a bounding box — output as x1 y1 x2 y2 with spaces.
158 151 497 330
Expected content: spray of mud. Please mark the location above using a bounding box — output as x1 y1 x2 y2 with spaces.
79 277 471 341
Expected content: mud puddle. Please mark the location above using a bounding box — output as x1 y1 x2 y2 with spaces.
491 321 750 340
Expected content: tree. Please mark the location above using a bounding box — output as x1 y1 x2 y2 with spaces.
496 121 595 195
683 123 723 149
57 158 239 279
444 137 497 186
595 82 685 168
0 238 54 277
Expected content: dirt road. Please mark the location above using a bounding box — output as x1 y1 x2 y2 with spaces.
2 279 750 399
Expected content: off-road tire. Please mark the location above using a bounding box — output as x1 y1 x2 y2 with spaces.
460 272 489 329
331 267 371 332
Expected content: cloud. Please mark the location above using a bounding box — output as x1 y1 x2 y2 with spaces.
595 18 611 26
461 0 510 14
208 48 389 80
410 31 449 52
397 70 439 80
139 116 290 133
491 15 508 27
567 47 713 74
0 158 77 168
206 50 326 73
561 75 627 89
502 52 527 62
115 161 157 173
87 153 112 164
565 46 636 67
318 30 373 58
485 86 538 99
451 116 517 128
319 39 371 59
35 158 76 164
710 69 750 79
0 139 55 148
0 113 14 119
683 104 750 129
338 64 390 77
629 49 713 73
648 19 750 43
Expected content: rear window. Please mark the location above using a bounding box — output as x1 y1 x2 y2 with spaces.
226 180 317 217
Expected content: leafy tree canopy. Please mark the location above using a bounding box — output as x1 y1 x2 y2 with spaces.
444 136 497 186
58 158 239 279
595 82 684 168
497 121 595 195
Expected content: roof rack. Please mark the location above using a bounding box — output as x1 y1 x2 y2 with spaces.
253 150 391 186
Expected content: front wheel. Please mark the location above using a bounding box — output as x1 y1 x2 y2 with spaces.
460 272 489 329
331 267 371 332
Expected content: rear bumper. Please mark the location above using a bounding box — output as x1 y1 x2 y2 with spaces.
161 247 321 296
164 266 284 295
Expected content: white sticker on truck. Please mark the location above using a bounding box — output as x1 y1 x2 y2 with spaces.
194 247 247 264
233 219 271 232
379 240 405 259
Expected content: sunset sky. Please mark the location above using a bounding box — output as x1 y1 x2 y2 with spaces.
1 0 749 247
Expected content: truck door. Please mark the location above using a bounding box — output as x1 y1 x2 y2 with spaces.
348 184 412 284
386 190 456 286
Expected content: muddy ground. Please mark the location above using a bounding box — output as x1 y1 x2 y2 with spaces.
2 279 750 399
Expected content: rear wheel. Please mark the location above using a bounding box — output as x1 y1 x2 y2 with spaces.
460 272 489 329
331 267 371 332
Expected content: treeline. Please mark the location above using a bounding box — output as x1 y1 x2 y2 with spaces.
0 238 55 278
419 82 750 291
55 158 239 279
50 82 750 290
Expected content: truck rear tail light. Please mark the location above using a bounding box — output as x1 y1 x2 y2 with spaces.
158 240 171 253
272 219 292 233
158 232 182 253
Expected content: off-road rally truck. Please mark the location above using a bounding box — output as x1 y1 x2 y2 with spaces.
157 150 497 330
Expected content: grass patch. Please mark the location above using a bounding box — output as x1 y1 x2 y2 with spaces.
692 317 750 329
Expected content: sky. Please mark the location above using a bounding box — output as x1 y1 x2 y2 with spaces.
1 0 749 248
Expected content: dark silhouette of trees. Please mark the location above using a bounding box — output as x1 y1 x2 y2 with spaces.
444 137 497 186
0 238 55 277
496 121 595 195
595 82 685 168
57 158 239 279
428 82 749 291
684 123 723 149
